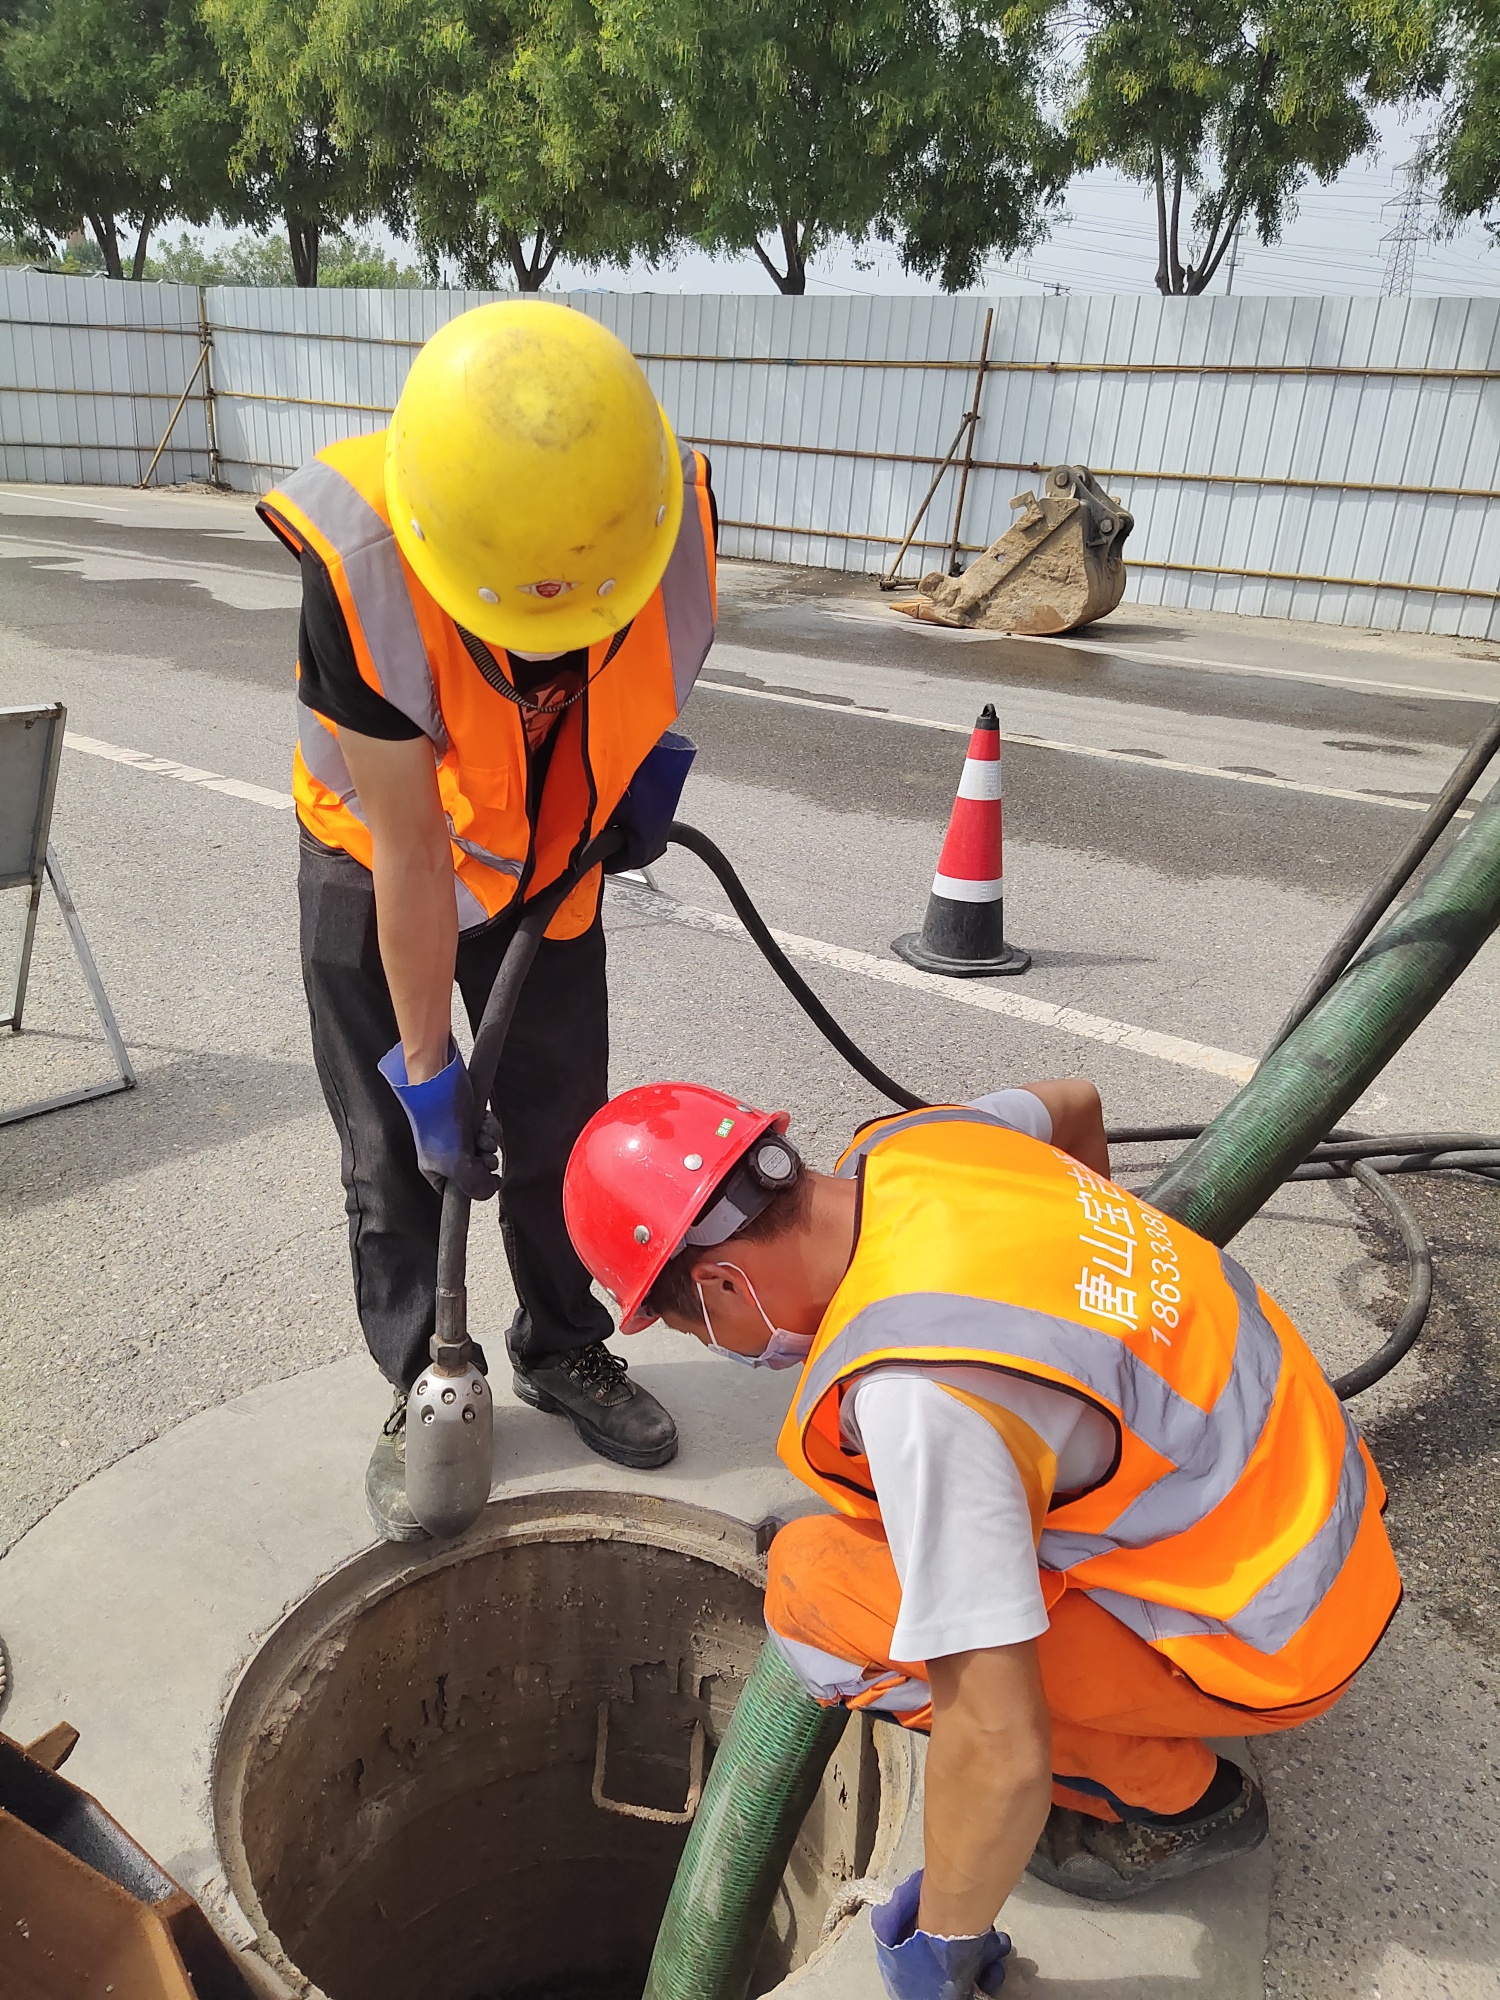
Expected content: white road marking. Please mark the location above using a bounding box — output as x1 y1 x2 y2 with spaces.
1004 633 1498 705
65 732 295 810
820 603 1497 705
610 884 1256 1083
63 724 1254 1082
0 487 133 517
695 676 1470 816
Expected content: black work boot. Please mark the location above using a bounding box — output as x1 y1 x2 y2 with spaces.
510 1339 679 1469
1027 1762 1268 1902
364 1390 432 1544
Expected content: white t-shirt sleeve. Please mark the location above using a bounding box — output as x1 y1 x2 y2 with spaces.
845 1373 1050 1661
966 1087 1052 1141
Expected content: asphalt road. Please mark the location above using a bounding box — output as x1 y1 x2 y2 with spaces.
1 482 1498 1999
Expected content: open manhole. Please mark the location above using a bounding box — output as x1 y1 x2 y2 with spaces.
214 1493 911 2000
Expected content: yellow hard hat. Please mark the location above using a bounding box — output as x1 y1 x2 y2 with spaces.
385 300 683 653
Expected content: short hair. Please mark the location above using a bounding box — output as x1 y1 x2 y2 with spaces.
644 1169 814 1327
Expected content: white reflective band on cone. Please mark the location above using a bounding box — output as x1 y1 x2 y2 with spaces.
957 758 1004 801
932 872 1004 902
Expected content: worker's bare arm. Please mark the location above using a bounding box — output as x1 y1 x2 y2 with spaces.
919 1641 1053 1940
1021 1078 1110 1177
337 729 457 1083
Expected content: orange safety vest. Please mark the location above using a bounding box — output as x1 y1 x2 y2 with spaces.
777 1107 1402 1712
259 429 717 939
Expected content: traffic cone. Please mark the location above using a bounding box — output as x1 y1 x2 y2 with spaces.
892 704 1030 977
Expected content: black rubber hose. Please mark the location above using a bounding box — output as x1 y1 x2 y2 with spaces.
657 833 1500 1186
656 824 1500 1400
1109 1129 1500 1172
1106 1121 1233 1144
1111 1129 1496 1391
1291 1150 1500 1180
1106 1122 1364 1146
1301 1131 1500 1160
1330 1162 1434 1400
1147 774 1500 1243
666 821 926 1111
435 831 623 1308
1264 702 1500 1056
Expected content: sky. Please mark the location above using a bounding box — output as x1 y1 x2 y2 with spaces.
544 106 1500 300
180 102 1500 299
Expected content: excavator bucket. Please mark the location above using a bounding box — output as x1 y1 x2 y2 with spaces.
890 464 1133 636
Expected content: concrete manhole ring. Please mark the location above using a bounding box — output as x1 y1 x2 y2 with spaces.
213 1490 915 2000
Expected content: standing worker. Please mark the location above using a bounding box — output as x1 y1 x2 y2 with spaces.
258 302 717 1541
563 1078 1401 1996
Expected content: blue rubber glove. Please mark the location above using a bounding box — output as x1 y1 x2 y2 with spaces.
378 1039 501 1201
603 730 696 873
871 1870 1010 2000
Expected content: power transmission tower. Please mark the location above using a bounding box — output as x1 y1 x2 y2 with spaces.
1380 159 1431 297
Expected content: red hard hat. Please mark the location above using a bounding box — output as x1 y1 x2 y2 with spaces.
564 1082 789 1333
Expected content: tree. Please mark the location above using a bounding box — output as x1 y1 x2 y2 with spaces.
318 228 422 284
145 226 296 281
0 228 105 270
1064 0 1443 294
307 0 684 289
881 6 1074 291
1426 0 1500 234
0 0 241 278
202 0 387 283
145 224 422 283
596 0 1065 295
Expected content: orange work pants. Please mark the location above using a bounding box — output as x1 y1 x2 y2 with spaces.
765 1513 1345 1819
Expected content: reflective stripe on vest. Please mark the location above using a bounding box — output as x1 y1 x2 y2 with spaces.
1077 1421 1367 1655
659 451 717 708
278 439 711 738
780 1106 1400 1707
298 706 359 808
264 429 716 937
273 457 447 746
794 1278 1364 1659
795 1261 1281 1522
836 1105 1012 1176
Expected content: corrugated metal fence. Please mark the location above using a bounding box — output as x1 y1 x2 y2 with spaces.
5 268 1500 638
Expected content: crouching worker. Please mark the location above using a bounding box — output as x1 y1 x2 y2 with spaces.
563 1079 1401 1994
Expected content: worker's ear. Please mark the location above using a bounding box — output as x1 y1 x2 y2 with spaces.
689 1258 745 1300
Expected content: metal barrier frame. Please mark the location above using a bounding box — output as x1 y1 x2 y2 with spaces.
1 702 136 1125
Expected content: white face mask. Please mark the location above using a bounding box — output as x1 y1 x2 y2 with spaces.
696 1263 814 1371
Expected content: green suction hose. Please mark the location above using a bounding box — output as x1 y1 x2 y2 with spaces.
1147 774 1500 1244
642 1639 849 2000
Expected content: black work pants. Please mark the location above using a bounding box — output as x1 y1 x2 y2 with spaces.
298 831 613 1389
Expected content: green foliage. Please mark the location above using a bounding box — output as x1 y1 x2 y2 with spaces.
0 230 106 269
1064 0 1445 292
1426 0 1500 234
202 0 387 282
308 0 682 288
0 0 242 278
596 0 1067 293
319 229 422 284
143 225 420 282
0 0 1457 298
145 228 293 282
881 5 1075 289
